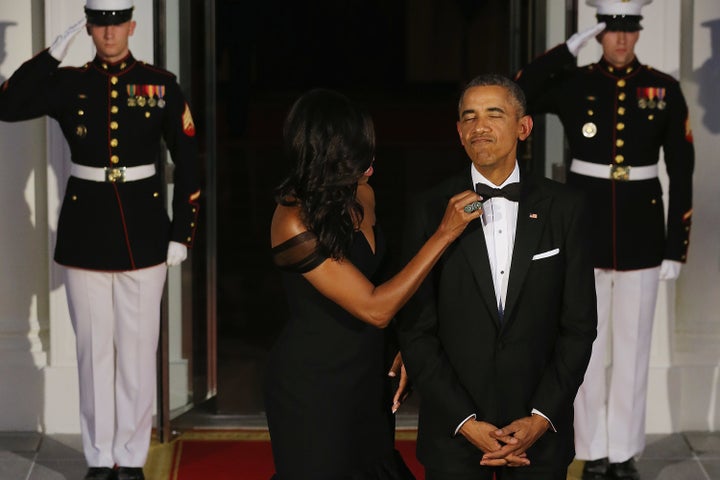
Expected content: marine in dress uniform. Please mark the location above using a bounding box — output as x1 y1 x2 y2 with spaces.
515 1 694 479
0 2 200 479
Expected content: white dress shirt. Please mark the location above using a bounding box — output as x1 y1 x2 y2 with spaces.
471 164 520 316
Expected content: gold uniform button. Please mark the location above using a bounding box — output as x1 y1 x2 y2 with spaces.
72 195 78 201
617 122 625 131
186 237 192 242
111 155 120 164
78 110 85 116
608 66 614 73
102 63 108 70
111 90 118 98
618 107 626 115
684 240 689 245
111 76 118 85
110 121 119 130
626 66 633 74
110 138 119 147
111 106 119 114
617 79 626 87
616 139 625 147
648 114 655 120
619 92 626 101
153 192 159 198
191 222 196 228
587 110 594 116
615 155 624 164
145 111 151 118
192 208 197 213
651 199 657 204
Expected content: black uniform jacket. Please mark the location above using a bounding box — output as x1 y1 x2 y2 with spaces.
0 50 200 271
397 171 597 475
516 45 694 270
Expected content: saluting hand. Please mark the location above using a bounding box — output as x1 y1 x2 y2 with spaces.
49 18 87 62
566 22 607 57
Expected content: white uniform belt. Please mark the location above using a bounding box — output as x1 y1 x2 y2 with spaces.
70 163 156 183
570 159 658 181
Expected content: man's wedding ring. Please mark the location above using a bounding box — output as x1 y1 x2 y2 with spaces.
464 201 483 214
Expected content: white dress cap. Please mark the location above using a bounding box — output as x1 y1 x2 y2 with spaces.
586 0 652 16
85 0 133 10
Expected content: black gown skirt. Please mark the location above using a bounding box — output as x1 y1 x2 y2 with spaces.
265 227 415 480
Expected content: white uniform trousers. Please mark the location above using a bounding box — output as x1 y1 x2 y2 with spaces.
64 264 167 468
574 266 660 463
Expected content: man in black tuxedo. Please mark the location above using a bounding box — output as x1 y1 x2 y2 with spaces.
397 74 597 480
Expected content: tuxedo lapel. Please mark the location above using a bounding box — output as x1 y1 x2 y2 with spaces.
503 178 551 324
443 172 499 325
459 219 502 326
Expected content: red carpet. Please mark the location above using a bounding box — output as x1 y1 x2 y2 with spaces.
163 430 424 480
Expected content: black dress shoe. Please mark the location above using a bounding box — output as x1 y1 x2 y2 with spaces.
609 458 640 480
84 467 117 480
116 467 145 480
582 457 610 480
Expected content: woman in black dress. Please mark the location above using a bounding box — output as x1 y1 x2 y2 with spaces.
266 89 481 479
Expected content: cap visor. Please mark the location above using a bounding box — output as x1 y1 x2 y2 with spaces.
85 9 132 26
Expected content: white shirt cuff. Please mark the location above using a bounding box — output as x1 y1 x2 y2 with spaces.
454 414 477 436
531 408 557 432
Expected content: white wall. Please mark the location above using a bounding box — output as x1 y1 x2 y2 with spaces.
0 0 48 431
675 0 720 432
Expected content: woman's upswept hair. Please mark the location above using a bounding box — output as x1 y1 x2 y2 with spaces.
275 89 376 260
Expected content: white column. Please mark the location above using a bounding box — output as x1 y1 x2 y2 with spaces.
0 1 49 432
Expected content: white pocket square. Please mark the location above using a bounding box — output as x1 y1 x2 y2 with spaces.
532 248 560 260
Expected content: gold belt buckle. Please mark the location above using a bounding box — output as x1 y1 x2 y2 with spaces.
610 165 631 181
105 166 127 183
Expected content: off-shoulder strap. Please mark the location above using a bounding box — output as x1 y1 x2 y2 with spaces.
272 230 327 273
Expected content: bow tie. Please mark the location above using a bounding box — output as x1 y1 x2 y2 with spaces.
475 182 521 202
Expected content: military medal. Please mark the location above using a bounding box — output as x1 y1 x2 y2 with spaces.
76 125 87 138
127 85 137 107
146 85 157 107
657 88 667 110
582 122 597 138
647 87 657 109
157 85 166 108
638 98 647 109
137 95 147 107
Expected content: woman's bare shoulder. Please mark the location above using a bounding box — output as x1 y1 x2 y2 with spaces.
271 204 309 247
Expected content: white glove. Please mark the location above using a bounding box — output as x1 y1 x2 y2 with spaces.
659 259 682 281
166 241 188 266
566 22 607 57
48 18 86 61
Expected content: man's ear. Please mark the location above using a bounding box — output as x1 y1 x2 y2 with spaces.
518 115 533 141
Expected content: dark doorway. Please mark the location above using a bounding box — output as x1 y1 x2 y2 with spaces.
182 0 548 419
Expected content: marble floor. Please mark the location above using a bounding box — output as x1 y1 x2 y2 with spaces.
1 431 720 479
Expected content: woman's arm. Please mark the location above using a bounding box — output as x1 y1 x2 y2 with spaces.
271 189 481 328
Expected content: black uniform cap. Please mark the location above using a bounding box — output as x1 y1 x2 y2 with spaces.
597 14 643 32
85 6 134 26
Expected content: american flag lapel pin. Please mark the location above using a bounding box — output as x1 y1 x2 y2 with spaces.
529 213 538 219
